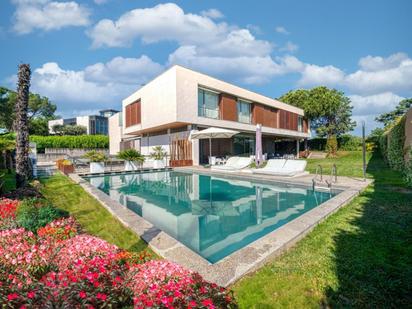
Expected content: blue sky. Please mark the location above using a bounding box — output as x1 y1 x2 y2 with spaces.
0 0 411 135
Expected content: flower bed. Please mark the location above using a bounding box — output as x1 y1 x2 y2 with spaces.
0 198 237 307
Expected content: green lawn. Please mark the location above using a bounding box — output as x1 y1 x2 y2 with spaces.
233 151 412 308
40 173 150 253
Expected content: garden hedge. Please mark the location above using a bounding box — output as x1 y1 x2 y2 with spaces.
306 135 362 151
379 116 406 172
30 135 109 151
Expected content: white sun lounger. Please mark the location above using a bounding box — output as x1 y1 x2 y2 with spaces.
211 156 252 172
252 159 308 177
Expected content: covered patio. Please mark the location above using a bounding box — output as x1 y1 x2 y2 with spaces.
198 132 306 165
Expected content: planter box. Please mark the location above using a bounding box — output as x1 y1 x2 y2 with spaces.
169 160 193 167
124 160 141 171
60 164 74 175
90 162 105 173
153 160 165 169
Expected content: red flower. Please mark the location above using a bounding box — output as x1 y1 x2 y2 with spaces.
27 291 35 299
202 298 215 308
7 293 18 301
79 291 87 299
96 292 107 301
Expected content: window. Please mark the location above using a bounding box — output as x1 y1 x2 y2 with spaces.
125 100 141 127
198 88 219 119
298 116 303 132
237 100 251 123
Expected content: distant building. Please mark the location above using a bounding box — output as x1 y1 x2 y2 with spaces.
48 109 119 135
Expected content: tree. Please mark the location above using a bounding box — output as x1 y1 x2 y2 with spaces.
0 86 56 134
52 124 87 135
375 98 412 128
279 86 356 156
15 64 32 188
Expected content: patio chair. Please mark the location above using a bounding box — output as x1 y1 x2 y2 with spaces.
211 156 252 172
252 159 308 177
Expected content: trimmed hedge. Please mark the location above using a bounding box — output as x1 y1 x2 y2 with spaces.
307 135 362 151
30 135 109 151
379 116 406 172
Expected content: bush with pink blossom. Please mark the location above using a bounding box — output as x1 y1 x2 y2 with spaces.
128 260 236 308
0 198 238 308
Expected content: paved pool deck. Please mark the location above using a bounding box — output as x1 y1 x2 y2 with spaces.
69 168 372 287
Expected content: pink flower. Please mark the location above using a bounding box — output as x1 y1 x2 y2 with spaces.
27 291 35 299
7 293 18 301
202 299 215 308
79 291 87 299
96 292 107 301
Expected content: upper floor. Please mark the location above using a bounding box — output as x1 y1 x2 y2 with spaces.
122 65 310 138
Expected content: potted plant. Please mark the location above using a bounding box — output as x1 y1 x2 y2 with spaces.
83 150 108 173
117 149 145 171
150 146 167 169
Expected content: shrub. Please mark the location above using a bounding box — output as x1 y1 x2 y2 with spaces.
41 256 133 308
150 146 167 160
326 136 338 157
127 260 237 308
16 198 69 232
56 235 119 270
338 134 362 151
0 228 56 281
386 117 406 171
0 199 19 230
405 148 412 187
30 135 109 152
117 149 145 163
83 150 108 162
37 217 80 242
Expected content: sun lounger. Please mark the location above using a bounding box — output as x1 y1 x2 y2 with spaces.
252 159 308 177
211 156 252 172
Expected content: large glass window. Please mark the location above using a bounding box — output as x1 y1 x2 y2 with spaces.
237 100 251 124
298 116 303 132
198 88 219 119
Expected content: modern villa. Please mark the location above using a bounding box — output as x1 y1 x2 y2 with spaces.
109 65 310 165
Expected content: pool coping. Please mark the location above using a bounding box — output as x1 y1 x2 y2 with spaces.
68 169 372 287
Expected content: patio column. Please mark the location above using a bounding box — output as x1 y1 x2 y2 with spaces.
296 139 300 158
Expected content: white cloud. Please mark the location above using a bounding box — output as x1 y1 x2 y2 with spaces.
84 55 164 85
88 3 228 48
200 8 223 19
345 56 412 95
298 64 345 86
87 3 271 58
279 41 298 53
295 53 412 96
12 0 90 34
349 92 404 116
275 26 289 35
358 52 409 72
24 56 163 115
168 46 302 84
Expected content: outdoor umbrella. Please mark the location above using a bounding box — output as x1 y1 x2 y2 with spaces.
255 124 263 166
189 127 239 164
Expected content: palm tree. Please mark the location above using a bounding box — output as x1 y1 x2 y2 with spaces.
15 64 31 188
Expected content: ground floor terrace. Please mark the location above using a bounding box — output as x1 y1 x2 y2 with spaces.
117 124 308 167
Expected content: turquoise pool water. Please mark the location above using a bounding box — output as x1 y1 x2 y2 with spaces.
85 171 338 263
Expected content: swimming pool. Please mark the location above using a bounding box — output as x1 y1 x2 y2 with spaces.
85 170 338 263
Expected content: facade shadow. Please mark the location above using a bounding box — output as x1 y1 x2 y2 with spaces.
324 152 412 308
